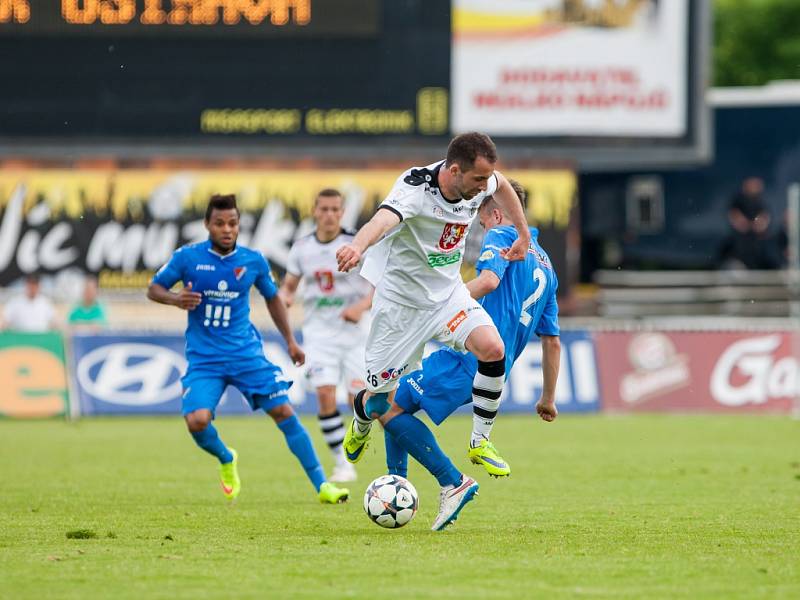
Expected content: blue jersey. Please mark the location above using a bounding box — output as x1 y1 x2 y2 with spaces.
394 225 559 423
474 225 559 374
152 240 279 365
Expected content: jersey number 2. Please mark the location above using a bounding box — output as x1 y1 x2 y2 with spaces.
520 268 546 326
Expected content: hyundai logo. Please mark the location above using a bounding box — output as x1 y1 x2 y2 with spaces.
76 343 186 406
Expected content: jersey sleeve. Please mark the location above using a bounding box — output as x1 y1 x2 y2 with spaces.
378 175 423 222
535 281 560 337
152 248 186 289
254 254 279 300
285 241 302 277
475 228 513 280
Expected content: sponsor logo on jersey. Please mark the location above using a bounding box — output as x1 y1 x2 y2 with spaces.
453 205 463 213
438 223 468 250
531 247 552 270
433 206 444 218
234 266 247 280
203 289 240 299
217 280 228 291
196 264 215 271
427 250 462 268
315 297 345 308
479 249 495 261
447 310 468 333
380 364 409 381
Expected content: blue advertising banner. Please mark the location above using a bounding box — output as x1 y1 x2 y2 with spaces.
71 330 600 416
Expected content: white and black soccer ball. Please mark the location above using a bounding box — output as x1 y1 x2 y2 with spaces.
363 475 419 529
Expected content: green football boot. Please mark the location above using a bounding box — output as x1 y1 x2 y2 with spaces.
342 419 370 464
219 448 241 501
318 481 349 504
468 439 511 478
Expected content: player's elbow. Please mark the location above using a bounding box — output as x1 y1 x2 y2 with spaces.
541 335 561 353
146 284 158 302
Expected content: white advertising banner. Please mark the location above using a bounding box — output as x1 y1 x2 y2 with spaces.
452 0 688 137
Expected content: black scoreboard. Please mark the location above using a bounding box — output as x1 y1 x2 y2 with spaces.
0 0 451 138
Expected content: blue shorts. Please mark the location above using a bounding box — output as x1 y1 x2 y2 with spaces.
394 348 477 425
181 355 292 417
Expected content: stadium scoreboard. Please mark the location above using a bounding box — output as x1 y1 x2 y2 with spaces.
0 0 377 36
0 0 451 139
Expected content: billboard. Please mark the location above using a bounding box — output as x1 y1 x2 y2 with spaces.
595 331 799 413
0 167 576 290
0 331 68 418
452 0 688 137
70 331 600 416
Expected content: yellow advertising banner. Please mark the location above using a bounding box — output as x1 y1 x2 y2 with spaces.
0 168 575 287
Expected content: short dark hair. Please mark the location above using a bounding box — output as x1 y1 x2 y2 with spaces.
314 188 343 206
25 273 40 284
480 178 527 214
445 132 498 172
205 194 239 221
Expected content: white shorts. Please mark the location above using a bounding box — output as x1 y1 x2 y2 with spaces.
303 331 367 396
365 284 496 393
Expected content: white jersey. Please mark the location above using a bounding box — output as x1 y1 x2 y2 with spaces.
361 160 498 308
286 229 373 339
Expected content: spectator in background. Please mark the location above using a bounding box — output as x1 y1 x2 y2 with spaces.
718 177 783 269
1 273 56 332
68 275 108 331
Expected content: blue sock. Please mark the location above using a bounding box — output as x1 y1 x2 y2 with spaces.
384 413 461 488
190 423 233 464
277 415 326 492
384 428 409 478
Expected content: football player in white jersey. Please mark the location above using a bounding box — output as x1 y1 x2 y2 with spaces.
280 189 374 483
336 132 531 485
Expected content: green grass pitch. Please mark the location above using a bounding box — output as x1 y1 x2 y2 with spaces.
1 414 798 599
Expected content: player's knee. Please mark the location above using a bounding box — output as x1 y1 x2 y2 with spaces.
480 339 505 363
185 410 211 432
267 402 294 424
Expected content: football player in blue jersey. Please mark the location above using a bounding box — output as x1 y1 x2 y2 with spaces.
147 194 349 504
376 180 561 530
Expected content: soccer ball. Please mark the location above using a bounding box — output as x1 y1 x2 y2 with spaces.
363 475 419 529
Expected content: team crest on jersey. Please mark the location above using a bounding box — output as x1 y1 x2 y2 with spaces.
233 266 247 280
438 223 468 251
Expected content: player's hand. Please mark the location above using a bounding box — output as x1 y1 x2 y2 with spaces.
175 282 202 311
536 398 558 422
287 340 305 367
341 304 365 323
504 235 530 262
336 243 362 272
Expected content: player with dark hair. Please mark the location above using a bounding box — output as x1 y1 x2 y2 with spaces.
381 180 560 530
336 133 532 507
280 188 373 483
147 194 349 504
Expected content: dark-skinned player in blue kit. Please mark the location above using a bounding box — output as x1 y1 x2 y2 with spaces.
147 194 349 504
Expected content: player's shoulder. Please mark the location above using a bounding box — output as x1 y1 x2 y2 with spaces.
482 225 518 251
235 244 270 265
401 161 443 188
529 229 555 271
176 240 207 254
